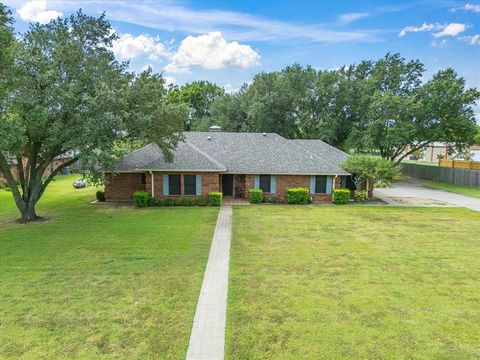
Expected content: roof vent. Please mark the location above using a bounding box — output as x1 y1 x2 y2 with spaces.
207 136 211 140
263 132 267 136
209 125 221 132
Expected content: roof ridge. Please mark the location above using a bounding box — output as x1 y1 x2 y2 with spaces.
184 140 227 170
288 139 347 174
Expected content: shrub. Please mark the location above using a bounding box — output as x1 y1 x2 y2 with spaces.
133 191 150 207
181 197 195 206
332 189 350 204
265 196 286 204
195 197 208 206
287 187 309 204
209 192 223 206
147 196 158 206
353 190 368 203
249 188 263 204
96 191 106 202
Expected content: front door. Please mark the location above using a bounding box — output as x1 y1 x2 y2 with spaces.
221 174 234 196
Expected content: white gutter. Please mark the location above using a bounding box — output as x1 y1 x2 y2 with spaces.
149 171 155 197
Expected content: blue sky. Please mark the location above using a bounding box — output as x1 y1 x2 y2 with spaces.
4 0 480 99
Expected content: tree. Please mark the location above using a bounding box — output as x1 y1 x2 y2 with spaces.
0 3 14 122
195 84 250 132
0 11 186 222
474 126 480 145
341 155 398 190
167 81 224 130
346 54 479 164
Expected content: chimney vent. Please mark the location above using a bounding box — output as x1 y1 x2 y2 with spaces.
209 125 221 132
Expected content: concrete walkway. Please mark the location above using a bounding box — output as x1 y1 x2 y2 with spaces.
186 205 232 360
375 178 480 212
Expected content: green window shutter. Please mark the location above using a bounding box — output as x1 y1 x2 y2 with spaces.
254 175 260 188
326 176 333 194
270 175 276 193
163 175 169 195
310 176 315 194
196 175 202 196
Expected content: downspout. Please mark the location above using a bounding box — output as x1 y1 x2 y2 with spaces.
149 171 155 198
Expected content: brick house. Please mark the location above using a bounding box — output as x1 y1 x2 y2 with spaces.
0 154 75 187
104 131 352 202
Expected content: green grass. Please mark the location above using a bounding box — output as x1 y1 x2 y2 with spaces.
0 175 219 359
424 181 480 199
227 206 480 360
401 160 439 166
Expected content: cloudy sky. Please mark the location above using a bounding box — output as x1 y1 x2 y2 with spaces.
3 0 480 96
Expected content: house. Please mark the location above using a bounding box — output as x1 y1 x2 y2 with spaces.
0 153 76 187
104 131 351 202
399 142 480 163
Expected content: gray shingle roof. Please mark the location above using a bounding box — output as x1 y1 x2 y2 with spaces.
114 132 349 175
290 139 349 166
115 142 226 172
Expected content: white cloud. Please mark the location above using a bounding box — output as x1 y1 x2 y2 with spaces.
69 1 378 43
433 23 466 37
163 76 176 86
399 23 439 37
223 83 238 94
164 32 260 73
338 12 370 24
461 34 480 44
399 22 466 38
16 0 62 24
431 39 448 47
112 33 169 61
462 3 480 13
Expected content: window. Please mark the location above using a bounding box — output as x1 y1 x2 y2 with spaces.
141 173 146 185
184 175 196 195
169 175 181 195
259 175 271 193
315 175 327 193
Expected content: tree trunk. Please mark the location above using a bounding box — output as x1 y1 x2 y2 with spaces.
19 200 38 223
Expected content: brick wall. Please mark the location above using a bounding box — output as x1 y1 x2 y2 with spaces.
145 171 220 198
104 173 145 200
245 174 343 202
104 172 350 203
105 172 221 201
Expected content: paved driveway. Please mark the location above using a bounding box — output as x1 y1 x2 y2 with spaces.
374 178 480 212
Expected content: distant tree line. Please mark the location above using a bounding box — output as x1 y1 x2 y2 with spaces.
169 54 480 164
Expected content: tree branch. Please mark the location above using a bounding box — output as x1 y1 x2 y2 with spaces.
394 141 430 165
38 156 79 199
0 152 26 212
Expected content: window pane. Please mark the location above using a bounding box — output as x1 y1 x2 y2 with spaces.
184 175 196 195
169 175 181 195
315 176 327 193
260 175 271 193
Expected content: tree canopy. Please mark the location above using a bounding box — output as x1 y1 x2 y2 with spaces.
341 155 399 190
0 10 186 222
166 80 224 130
199 54 479 161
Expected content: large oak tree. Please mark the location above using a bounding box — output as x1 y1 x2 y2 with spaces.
0 10 185 222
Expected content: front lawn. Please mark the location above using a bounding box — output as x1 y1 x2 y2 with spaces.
227 206 480 359
424 181 480 199
0 175 219 358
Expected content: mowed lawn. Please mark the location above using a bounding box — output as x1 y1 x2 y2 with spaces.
0 175 218 359
227 206 480 360
424 181 480 199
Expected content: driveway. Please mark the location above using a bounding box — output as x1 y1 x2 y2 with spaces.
374 178 480 212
